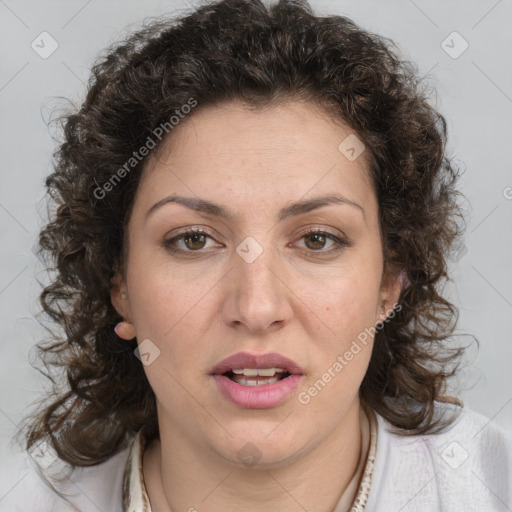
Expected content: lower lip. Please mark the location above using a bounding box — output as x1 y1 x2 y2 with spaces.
212 374 303 409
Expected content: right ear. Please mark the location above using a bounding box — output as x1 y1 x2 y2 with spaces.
111 272 130 320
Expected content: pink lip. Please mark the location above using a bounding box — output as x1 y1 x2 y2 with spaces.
211 351 304 409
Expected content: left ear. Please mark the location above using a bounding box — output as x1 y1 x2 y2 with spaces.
377 265 404 323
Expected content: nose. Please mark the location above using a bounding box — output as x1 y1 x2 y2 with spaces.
220 241 294 334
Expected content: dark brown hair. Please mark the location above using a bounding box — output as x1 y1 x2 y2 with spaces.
17 0 468 469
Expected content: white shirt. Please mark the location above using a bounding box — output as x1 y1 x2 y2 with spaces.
2 404 510 511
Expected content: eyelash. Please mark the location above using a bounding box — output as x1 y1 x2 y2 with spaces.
163 227 350 257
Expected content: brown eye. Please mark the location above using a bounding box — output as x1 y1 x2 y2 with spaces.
182 232 207 250
304 231 329 250
296 229 350 256
164 229 218 253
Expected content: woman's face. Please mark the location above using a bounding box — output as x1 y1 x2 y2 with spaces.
113 100 401 467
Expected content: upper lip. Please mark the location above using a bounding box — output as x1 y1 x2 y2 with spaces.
211 351 304 375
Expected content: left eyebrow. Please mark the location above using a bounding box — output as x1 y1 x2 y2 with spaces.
145 193 366 224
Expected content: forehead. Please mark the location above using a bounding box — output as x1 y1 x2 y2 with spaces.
137 100 376 219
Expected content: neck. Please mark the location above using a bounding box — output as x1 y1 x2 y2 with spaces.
143 398 368 512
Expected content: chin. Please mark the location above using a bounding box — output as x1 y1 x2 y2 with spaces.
210 425 312 469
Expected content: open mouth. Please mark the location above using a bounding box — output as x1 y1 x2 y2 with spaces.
212 353 304 408
223 368 292 386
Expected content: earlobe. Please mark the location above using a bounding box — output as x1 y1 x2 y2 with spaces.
114 321 136 340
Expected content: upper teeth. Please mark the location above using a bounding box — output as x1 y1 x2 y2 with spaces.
231 367 285 376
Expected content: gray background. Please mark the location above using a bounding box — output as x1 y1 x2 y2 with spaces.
1 0 511 504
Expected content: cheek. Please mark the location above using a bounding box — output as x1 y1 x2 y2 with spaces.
125 257 220 374
303 269 382 403
126 250 205 330
300 282 378 414
311 268 382 336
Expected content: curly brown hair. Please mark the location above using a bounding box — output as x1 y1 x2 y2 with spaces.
17 0 468 469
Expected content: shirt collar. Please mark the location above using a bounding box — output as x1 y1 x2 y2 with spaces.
122 428 152 511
